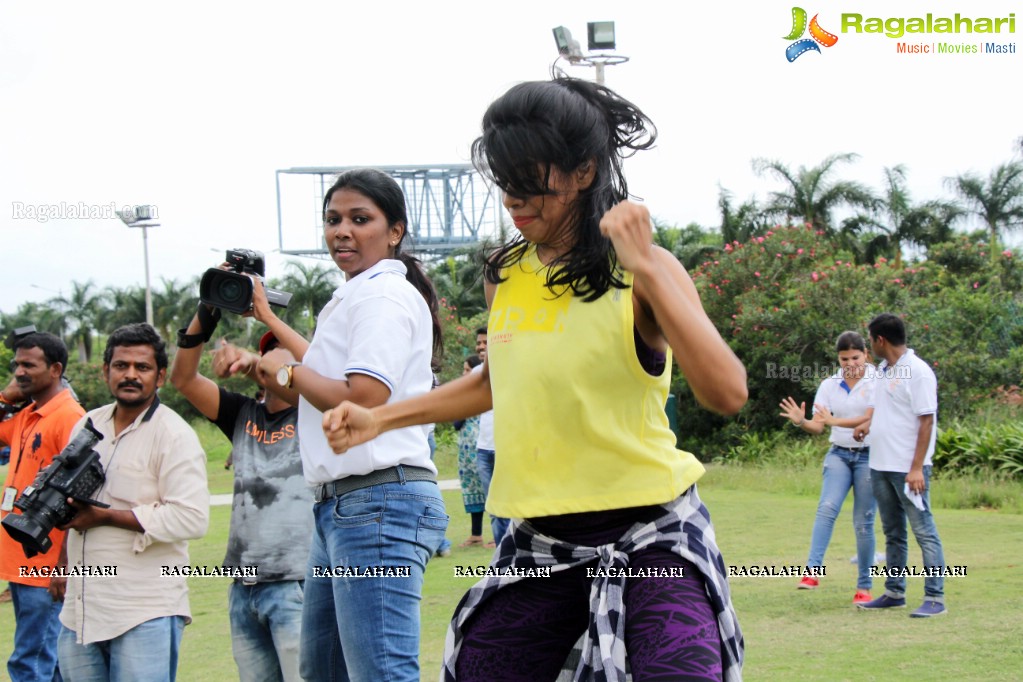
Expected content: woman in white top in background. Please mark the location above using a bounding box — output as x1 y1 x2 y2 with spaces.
780 330 877 604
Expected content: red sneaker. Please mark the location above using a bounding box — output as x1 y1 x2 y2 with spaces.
797 576 819 590
853 590 872 604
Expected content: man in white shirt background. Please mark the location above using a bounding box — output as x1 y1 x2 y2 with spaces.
855 313 947 618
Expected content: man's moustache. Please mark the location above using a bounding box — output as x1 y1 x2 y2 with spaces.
118 381 144 390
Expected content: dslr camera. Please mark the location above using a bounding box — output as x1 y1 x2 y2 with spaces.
1 418 109 558
199 249 293 314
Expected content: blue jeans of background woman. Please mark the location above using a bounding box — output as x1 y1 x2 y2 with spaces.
807 445 875 589
299 478 448 682
474 449 509 544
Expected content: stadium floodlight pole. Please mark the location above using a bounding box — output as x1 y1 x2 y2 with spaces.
551 21 628 86
116 205 160 327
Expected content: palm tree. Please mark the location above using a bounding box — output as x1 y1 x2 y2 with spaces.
428 248 487 320
753 153 876 235
151 277 200 344
718 187 771 244
1 300 67 340
853 166 962 268
54 281 107 363
652 220 720 271
946 161 1023 264
277 260 340 337
100 285 147 331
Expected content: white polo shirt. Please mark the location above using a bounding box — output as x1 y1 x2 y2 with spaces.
813 371 874 448
868 349 938 472
298 259 435 484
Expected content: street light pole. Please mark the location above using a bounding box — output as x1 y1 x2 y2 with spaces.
117 205 159 327
141 223 153 326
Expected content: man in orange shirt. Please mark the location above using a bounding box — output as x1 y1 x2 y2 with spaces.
1 332 85 682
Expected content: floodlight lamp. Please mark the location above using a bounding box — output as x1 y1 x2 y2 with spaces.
117 205 157 226
587 21 616 50
116 208 137 226
552 26 574 55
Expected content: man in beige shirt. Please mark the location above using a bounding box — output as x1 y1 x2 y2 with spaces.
51 324 209 681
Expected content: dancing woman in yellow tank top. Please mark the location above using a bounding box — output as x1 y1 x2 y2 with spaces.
322 76 748 682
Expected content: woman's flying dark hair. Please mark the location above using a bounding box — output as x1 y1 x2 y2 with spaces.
472 75 657 301
835 331 867 353
322 168 443 361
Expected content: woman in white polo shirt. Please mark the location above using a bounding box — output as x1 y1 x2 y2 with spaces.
252 168 448 682
780 330 877 604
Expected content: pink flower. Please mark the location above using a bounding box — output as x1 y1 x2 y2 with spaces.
811 272 819 282
836 260 842 265
754 271 761 277
893 278 902 284
724 244 733 253
756 237 765 244
1003 250 1013 258
973 282 979 289
797 248 804 255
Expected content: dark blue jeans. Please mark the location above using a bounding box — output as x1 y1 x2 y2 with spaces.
475 449 510 544
871 467 946 601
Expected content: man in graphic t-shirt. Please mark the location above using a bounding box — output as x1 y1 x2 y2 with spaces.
171 317 313 682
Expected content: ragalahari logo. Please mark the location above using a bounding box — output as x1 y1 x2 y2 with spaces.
784 7 839 61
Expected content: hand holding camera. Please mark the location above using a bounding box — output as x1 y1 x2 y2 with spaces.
1 418 109 558
199 249 292 315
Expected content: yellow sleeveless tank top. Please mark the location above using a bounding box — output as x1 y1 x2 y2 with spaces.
486 246 705 518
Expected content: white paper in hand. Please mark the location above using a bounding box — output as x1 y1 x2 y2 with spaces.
904 483 926 511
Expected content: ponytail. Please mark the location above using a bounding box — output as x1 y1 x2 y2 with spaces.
398 253 444 366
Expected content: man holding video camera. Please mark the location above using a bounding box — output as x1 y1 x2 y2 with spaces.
54 323 209 681
0 331 85 682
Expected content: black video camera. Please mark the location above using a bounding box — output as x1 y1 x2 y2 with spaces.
1 418 109 558
199 249 293 314
4 324 37 351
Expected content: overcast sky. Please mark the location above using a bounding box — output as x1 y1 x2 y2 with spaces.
1 0 1019 315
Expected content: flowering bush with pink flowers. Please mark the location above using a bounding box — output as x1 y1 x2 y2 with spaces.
678 226 1023 458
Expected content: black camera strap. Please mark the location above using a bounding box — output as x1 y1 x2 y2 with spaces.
176 303 222 349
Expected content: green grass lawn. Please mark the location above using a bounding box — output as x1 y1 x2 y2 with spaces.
3 451 1021 680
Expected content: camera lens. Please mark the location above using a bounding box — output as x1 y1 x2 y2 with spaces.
200 269 254 314
217 279 244 304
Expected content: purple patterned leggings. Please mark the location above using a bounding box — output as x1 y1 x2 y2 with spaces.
454 506 724 681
